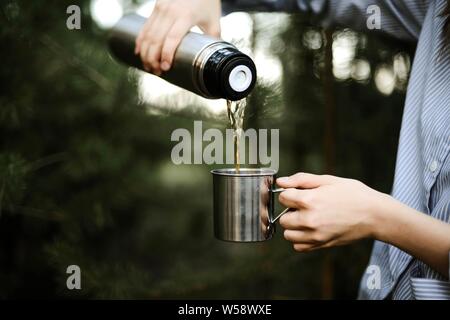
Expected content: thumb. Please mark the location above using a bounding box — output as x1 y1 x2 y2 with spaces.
277 173 335 189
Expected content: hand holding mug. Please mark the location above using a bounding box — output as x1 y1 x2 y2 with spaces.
277 173 383 252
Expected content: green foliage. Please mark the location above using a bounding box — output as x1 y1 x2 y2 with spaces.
0 154 28 215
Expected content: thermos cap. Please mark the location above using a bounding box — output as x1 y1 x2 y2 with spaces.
228 65 253 93
202 47 257 101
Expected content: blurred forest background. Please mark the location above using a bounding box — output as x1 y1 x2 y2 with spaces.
0 0 415 298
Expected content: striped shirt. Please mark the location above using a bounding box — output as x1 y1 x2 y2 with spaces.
224 0 450 299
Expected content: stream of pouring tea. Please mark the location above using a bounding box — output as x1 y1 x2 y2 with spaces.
226 99 247 172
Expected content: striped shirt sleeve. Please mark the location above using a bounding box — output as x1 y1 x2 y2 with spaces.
222 0 429 41
411 278 450 300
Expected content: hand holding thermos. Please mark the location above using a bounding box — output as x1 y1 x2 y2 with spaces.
108 0 256 100
134 0 222 75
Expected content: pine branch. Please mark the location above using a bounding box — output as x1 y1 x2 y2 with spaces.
39 34 113 93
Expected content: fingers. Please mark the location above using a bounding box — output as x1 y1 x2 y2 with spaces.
160 18 193 71
138 11 159 72
136 5 158 54
134 0 221 74
136 0 181 74
292 243 319 253
277 172 337 189
135 15 153 55
278 188 313 209
283 229 316 244
145 13 174 75
284 230 321 252
279 209 310 230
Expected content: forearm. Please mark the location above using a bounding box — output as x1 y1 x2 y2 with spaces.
371 192 450 278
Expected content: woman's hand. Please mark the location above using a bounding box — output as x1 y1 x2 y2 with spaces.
134 0 222 75
277 172 450 277
277 173 385 252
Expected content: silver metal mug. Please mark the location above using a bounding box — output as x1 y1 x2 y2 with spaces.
211 168 288 242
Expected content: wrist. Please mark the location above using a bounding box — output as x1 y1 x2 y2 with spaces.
366 190 395 241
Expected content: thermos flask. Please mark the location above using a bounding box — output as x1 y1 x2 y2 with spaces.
108 14 257 101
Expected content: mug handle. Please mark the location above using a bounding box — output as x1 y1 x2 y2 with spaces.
270 188 290 223
266 187 290 236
